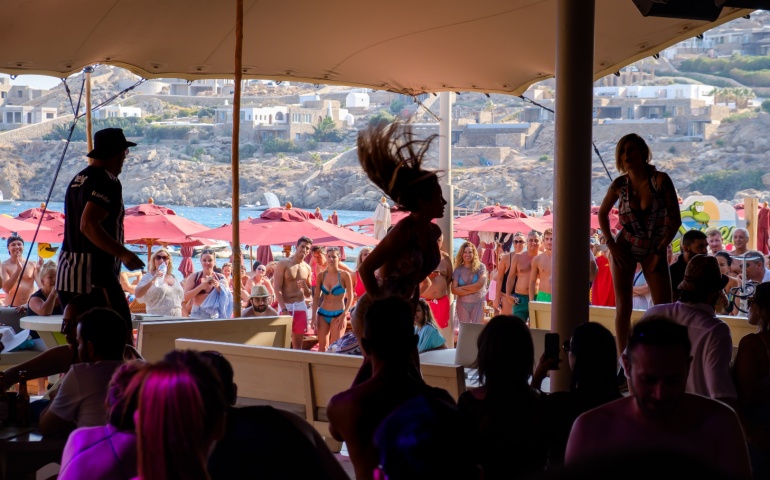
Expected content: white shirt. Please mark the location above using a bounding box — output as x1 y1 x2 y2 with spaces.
49 361 123 428
642 302 736 401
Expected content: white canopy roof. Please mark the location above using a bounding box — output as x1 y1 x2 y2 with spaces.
0 1 751 95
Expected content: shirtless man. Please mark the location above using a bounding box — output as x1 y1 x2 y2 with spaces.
730 228 749 276
565 316 751 480
529 228 553 303
274 236 314 349
494 232 525 315
504 230 541 322
420 233 453 332
1 235 40 307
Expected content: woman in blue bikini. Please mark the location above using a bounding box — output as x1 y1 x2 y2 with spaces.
312 247 353 353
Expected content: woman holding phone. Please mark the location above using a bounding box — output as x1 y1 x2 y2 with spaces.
183 249 230 318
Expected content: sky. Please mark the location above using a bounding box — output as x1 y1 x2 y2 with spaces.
0 74 62 90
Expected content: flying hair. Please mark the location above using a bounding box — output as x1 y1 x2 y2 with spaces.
357 121 441 212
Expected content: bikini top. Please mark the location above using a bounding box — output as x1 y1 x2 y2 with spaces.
458 270 480 286
320 271 345 296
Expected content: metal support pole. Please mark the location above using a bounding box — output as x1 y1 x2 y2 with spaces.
550 0 595 392
85 67 93 164
438 92 455 346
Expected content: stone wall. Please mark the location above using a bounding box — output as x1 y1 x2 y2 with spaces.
0 115 74 144
591 121 673 144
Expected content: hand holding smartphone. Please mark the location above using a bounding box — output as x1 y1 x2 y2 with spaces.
544 332 560 370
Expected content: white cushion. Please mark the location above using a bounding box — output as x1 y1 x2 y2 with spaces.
419 348 457 365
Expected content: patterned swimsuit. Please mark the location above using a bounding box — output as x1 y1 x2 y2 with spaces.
617 169 669 262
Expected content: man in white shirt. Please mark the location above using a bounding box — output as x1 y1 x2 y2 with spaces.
39 308 126 436
641 254 737 409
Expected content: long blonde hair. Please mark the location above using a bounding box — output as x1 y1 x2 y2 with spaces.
149 248 173 275
454 241 481 272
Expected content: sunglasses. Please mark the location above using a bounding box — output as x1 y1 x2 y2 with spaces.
201 249 215 255
257 268 266 272
155 255 169 261
513 240 525 244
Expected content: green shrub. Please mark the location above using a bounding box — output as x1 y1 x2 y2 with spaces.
762 99 770 114
389 99 407 115
368 110 395 127
539 155 549 162
145 125 193 140
668 146 676 154
722 111 758 123
688 169 765 201
240 143 258 158
263 138 303 154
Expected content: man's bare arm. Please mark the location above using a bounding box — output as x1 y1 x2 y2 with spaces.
273 261 287 311
1 262 23 293
505 256 519 296
529 256 541 301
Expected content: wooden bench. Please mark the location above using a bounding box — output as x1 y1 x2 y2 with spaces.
529 301 754 346
174 339 465 451
137 315 292 362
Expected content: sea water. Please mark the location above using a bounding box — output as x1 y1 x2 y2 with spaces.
1 200 465 281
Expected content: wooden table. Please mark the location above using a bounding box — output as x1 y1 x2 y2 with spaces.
0 426 66 479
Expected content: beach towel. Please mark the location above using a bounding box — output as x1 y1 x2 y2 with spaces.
199 282 234 319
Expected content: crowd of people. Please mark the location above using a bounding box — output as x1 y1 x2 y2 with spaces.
2 125 770 479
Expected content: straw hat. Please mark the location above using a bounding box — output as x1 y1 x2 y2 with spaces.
0 326 30 353
249 285 271 298
678 254 729 293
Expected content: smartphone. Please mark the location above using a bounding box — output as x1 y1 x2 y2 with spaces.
544 332 560 369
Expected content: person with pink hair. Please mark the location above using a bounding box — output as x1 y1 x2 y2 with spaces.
133 350 227 480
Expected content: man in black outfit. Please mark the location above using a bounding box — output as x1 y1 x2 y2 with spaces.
669 229 708 302
55 128 144 344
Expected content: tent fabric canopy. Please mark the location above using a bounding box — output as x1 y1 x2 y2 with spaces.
0 1 750 95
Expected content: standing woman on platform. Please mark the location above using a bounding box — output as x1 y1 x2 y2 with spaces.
598 133 681 354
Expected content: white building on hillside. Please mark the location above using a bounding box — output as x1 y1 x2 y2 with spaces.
94 105 142 119
594 84 717 105
345 92 369 108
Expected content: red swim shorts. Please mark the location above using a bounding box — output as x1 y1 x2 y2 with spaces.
290 310 310 335
424 295 450 329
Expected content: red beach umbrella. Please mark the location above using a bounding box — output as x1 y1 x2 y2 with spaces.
0 215 57 243
454 208 549 235
14 203 66 244
123 200 212 262
192 205 378 248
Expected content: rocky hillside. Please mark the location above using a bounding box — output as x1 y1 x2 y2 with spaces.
1 67 769 210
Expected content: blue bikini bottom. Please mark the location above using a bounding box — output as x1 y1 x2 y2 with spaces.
318 308 344 324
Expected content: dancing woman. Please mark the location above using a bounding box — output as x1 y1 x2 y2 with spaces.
598 133 681 354
357 121 446 309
